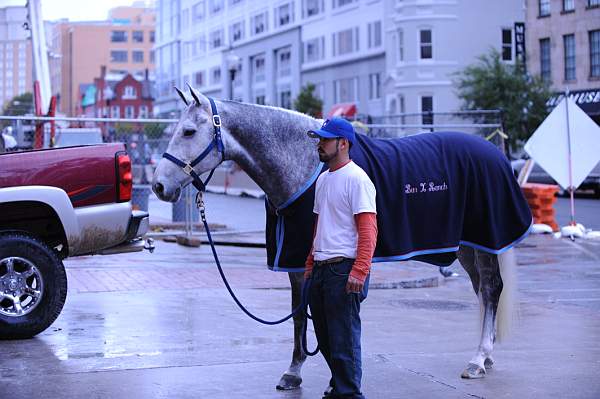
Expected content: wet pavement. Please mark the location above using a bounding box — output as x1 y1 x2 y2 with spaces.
2 191 600 398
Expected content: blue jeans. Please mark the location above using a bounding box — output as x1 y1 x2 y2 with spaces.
309 258 370 399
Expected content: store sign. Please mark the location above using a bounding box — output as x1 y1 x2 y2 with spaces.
547 89 600 116
514 22 526 68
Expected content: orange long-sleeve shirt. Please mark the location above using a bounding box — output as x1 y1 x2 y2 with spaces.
304 212 378 282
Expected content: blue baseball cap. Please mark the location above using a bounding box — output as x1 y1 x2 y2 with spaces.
308 117 356 146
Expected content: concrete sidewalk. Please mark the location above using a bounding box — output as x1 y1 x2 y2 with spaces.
2 234 600 398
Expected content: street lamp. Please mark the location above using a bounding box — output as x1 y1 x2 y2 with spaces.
226 53 241 101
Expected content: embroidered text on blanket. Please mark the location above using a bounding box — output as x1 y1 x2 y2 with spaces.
405 181 448 194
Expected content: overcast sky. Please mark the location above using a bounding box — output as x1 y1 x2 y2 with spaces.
2 0 150 21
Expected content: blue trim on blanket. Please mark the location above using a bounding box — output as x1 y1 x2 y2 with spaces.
460 222 533 255
372 246 460 263
273 162 324 271
277 162 324 211
272 265 306 272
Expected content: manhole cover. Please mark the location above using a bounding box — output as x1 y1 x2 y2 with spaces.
387 299 474 311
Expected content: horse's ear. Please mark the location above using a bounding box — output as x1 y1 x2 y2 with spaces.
186 83 208 108
174 86 189 106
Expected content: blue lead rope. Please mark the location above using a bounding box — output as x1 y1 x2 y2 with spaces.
197 184 319 355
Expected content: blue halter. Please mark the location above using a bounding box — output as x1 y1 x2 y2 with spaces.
162 97 224 192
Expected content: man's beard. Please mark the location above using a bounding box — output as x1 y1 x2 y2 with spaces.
318 143 339 163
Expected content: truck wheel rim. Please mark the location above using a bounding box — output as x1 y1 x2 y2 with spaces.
0 257 45 317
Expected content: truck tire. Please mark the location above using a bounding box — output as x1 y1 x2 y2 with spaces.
0 233 67 339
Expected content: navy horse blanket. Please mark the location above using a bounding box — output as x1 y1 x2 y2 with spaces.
266 132 532 272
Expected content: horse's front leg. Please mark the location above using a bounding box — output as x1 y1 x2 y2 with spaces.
461 250 502 379
276 271 307 390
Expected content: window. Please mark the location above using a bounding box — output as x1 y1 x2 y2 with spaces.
305 36 325 62
139 105 149 118
111 105 120 118
334 77 358 103
255 94 266 105
111 30 127 42
182 8 189 31
588 0 600 7
210 0 224 14
421 96 433 125
368 21 382 49
230 0 243 6
333 27 359 56
230 21 244 43
252 54 266 82
150 31 155 43
252 12 268 35
276 3 293 27
194 35 207 56
563 34 576 81
540 38 551 82
369 73 380 100
125 105 135 119
123 86 137 99
279 86 292 109
539 0 550 16
303 0 323 17
590 30 600 77
209 29 224 49
132 30 144 43
211 67 221 84
333 0 357 8
397 29 404 62
276 46 291 77
133 50 144 63
563 0 574 12
420 29 432 59
233 64 243 86
110 50 128 63
502 29 512 61
314 82 325 100
150 50 155 63
193 1 205 21
195 71 205 86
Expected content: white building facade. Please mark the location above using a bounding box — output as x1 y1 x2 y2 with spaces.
155 0 525 119
0 6 33 109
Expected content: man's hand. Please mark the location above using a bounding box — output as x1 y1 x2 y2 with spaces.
304 271 312 281
346 275 364 294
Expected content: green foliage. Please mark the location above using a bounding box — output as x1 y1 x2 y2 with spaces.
293 83 323 118
454 49 552 150
1 92 33 128
143 122 166 139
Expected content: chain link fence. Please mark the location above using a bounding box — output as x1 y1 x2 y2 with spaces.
1 110 505 234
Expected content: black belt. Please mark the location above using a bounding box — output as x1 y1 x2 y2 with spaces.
314 256 348 267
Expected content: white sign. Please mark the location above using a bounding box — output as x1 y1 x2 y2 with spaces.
524 97 600 190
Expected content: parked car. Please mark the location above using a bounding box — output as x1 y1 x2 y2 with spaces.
512 156 600 198
0 143 153 339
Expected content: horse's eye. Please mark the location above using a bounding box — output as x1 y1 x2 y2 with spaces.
183 128 196 137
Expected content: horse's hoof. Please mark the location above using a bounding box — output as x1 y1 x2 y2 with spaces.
276 374 302 390
484 357 494 370
461 363 486 379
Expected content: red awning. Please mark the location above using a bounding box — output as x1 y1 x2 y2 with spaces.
327 103 357 118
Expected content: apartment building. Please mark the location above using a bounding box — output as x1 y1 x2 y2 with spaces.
526 0 600 124
155 0 526 120
50 5 156 116
0 6 33 109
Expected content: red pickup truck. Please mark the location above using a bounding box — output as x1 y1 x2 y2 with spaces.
0 143 152 339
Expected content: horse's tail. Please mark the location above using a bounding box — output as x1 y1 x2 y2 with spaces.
496 248 519 342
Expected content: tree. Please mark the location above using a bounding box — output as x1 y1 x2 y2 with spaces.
454 49 552 151
1 92 33 128
293 83 323 118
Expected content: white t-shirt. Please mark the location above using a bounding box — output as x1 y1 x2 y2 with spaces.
312 161 377 261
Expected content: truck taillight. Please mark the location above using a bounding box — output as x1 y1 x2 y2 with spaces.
117 153 132 202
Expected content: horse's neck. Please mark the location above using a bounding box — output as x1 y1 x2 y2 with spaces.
219 101 322 207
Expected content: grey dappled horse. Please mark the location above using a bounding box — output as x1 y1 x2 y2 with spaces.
152 89 518 389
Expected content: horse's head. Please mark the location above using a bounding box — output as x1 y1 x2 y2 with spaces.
152 86 224 202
